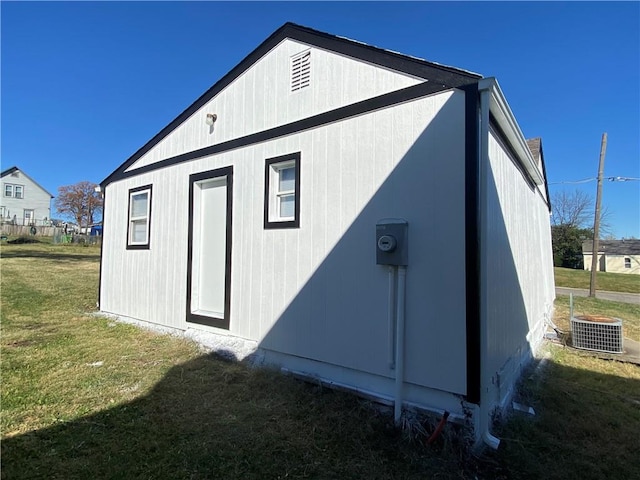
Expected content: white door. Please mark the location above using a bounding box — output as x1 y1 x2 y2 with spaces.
24 209 34 225
186 167 233 329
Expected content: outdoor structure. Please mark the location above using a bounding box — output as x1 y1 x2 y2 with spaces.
0 166 53 226
99 23 555 447
583 239 640 274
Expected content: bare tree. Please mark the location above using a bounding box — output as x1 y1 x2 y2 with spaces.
55 181 103 232
551 189 593 227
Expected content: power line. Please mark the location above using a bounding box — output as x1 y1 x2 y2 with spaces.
549 177 595 185
549 176 639 185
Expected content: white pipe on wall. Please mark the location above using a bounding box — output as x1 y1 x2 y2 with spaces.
388 266 396 369
394 265 407 425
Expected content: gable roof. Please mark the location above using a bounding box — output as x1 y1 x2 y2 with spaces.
101 22 481 188
1 166 54 198
582 239 640 255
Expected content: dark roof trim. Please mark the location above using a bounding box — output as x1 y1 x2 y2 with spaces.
102 81 456 188
1 166 54 198
537 139 552 213
102 22 480 188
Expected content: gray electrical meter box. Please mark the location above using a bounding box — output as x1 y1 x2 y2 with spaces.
376 218 408 266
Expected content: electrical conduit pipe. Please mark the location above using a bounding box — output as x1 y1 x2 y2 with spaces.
394 265 407 425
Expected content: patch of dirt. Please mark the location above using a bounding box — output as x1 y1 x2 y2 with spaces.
5 340 36 348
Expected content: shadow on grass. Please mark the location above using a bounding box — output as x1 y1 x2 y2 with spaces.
1 352 473 480
0 251 100 263
492 355 640 480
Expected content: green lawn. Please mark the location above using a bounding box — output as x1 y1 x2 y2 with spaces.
1 243 475 479
2 243 639 479
555 266 640 293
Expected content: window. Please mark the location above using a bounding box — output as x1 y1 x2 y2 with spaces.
264 153 300 229
4 184 23 198
0 207 5 218
127 185 152 249
290 50 311 92
625 257 631 269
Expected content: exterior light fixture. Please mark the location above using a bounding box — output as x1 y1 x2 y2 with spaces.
205 113 217 126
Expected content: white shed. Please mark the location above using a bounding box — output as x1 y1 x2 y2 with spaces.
99 23 555 447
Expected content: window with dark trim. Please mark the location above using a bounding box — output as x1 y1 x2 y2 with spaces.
126 185 152 249
264 152 300 229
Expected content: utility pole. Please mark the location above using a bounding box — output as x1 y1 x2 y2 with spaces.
589 133 607 297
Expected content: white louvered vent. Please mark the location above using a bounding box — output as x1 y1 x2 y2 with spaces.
291 50 311 92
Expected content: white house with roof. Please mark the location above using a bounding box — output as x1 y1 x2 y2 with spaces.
583 239 640 274
1 166 53 226
98 23 555 448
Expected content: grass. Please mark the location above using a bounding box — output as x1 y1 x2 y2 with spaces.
1 243 476 479
2 243 639 479
554 266 640 293
494 344 640 480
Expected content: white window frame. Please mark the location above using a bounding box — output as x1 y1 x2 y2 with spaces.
624 257 631 269
4 184 13 197
14 185 23 199
127 185 152 249
264 153 300 229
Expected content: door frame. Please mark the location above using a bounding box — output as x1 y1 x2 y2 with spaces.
186 166 233 329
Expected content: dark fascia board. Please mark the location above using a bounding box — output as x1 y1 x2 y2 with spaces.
101 22 481 189
537 139 552 213
1 166 55 198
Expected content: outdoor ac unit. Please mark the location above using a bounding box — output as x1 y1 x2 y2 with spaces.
571 315 623 354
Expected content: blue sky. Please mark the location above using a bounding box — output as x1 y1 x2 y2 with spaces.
2 2 639 237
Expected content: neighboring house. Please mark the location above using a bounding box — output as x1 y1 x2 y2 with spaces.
583 239 640 274
0 166 54 226
99 23 555 448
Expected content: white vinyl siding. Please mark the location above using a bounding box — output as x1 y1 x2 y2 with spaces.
124 39 422 173
100 90 468 398
0 170 52 225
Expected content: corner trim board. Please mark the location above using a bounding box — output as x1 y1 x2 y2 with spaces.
462 82 481 405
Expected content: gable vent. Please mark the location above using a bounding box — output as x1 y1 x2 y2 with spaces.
291 50 311 92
